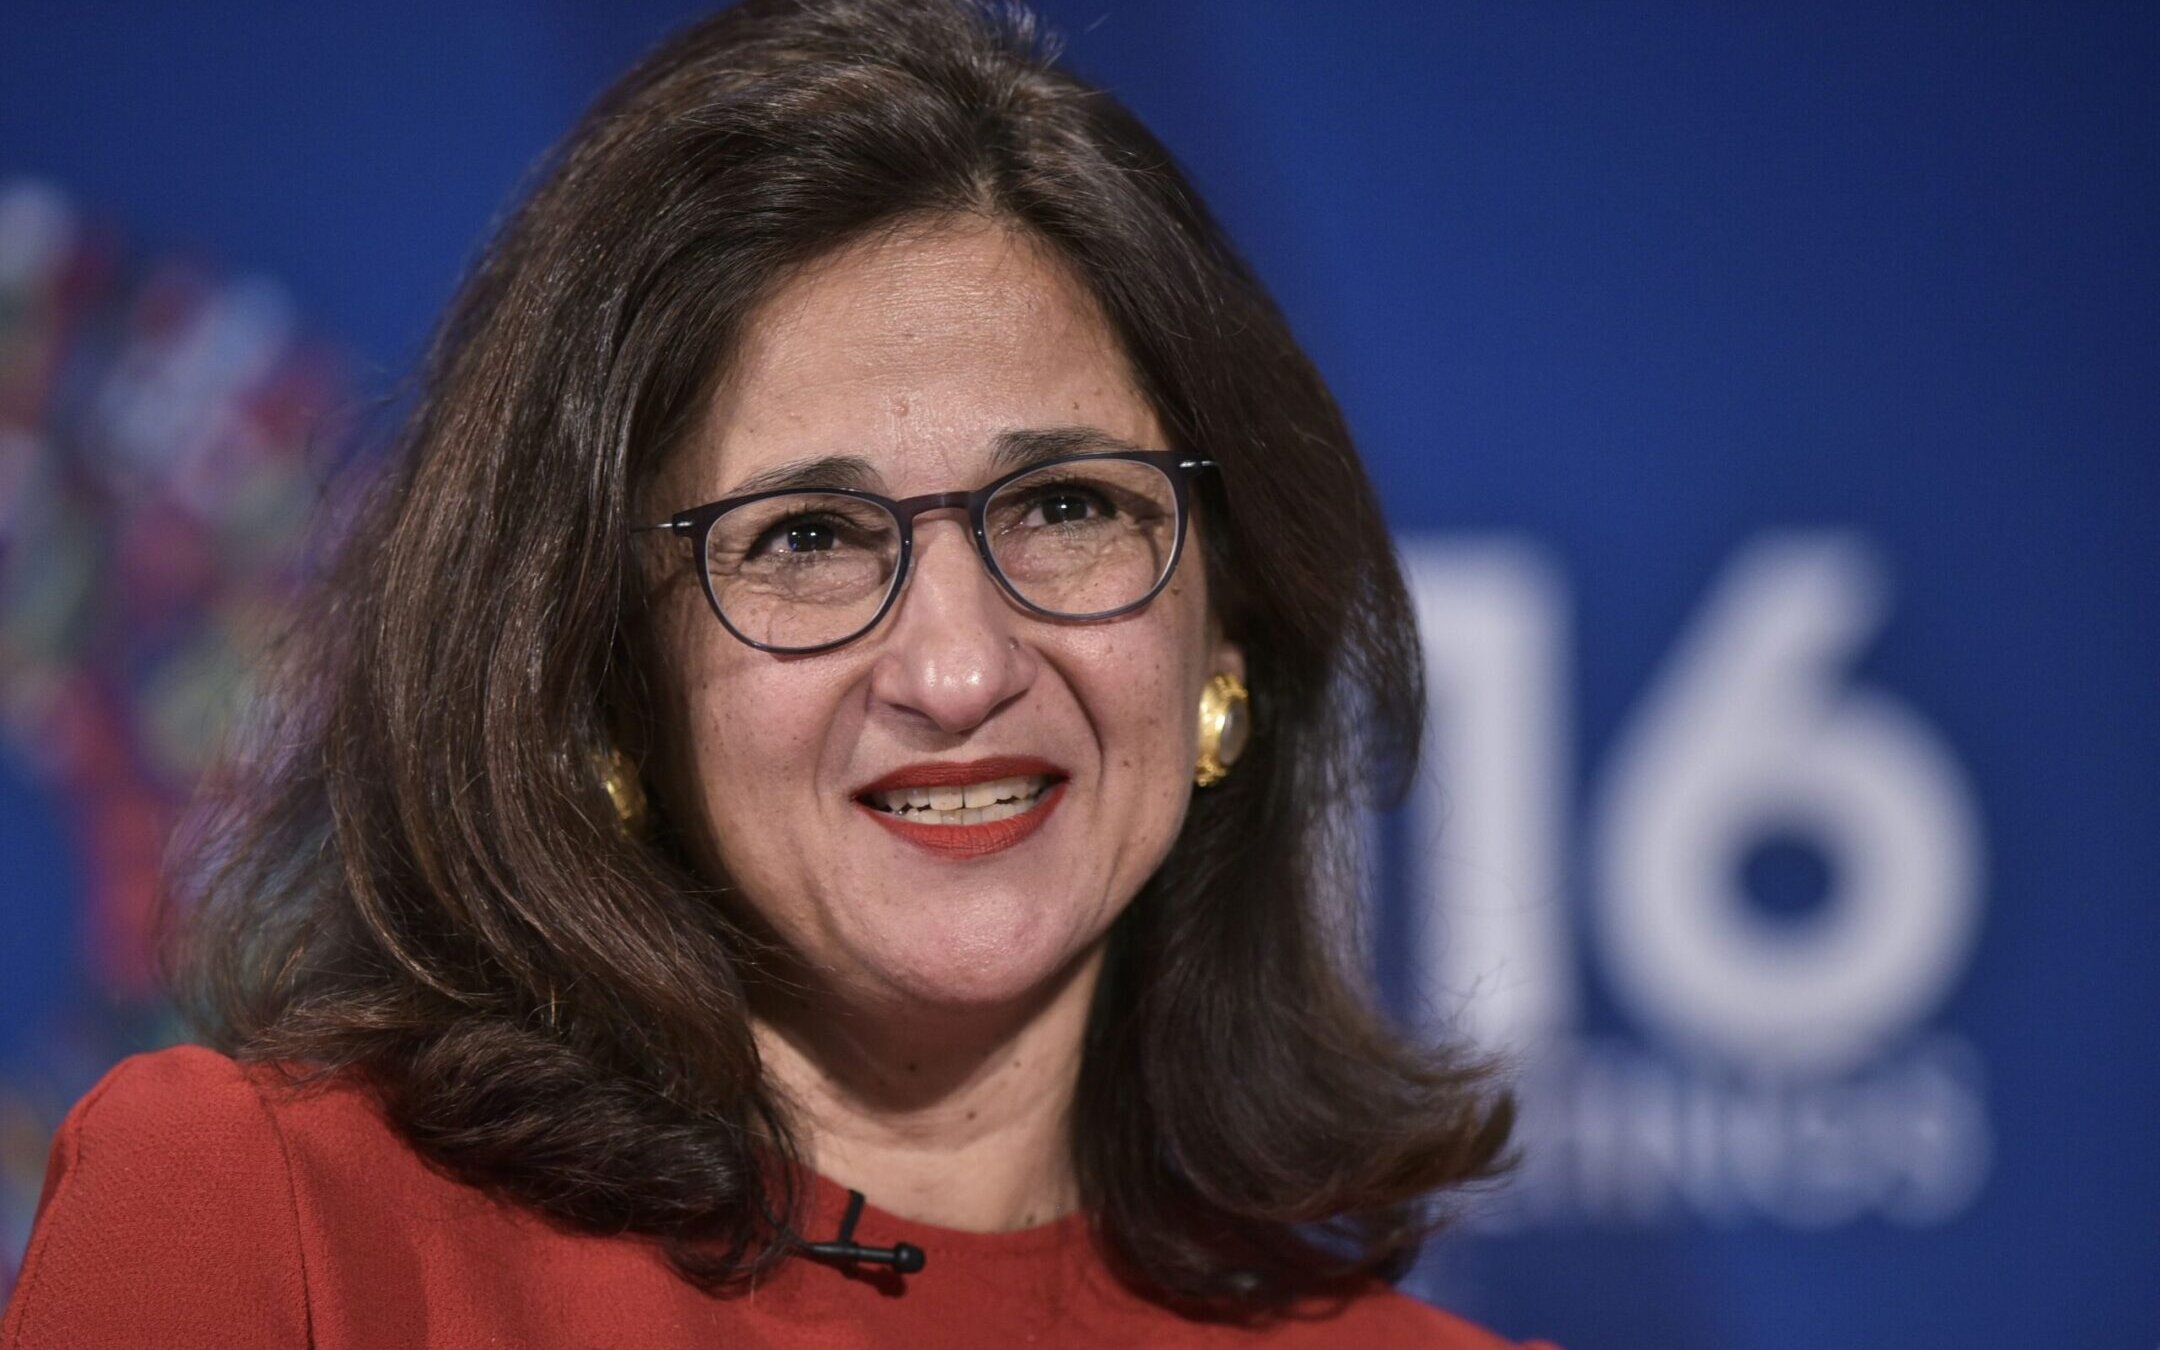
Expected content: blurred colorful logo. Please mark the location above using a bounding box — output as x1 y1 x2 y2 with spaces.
0 180 353 1274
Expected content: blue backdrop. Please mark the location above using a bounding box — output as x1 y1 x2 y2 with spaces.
2 4 2153 1346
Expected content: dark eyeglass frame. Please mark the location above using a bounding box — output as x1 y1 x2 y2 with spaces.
635 449 1216 655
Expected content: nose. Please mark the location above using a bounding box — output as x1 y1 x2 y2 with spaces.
866 515 1037 735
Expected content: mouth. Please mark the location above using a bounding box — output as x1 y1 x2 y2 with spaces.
860 773 1056 824
852 757 1069 859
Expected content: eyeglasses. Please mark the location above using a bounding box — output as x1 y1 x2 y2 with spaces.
638 450 1215 654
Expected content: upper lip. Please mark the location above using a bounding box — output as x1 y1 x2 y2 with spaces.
854 755 1069 797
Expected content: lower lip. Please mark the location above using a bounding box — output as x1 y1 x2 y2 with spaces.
856 782 1067 859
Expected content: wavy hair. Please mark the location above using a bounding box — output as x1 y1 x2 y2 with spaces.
172 0 1512 1315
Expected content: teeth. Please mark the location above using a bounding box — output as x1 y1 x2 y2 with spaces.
866 774 1052 823
964 776 1029 808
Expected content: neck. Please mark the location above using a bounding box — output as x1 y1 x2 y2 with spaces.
752 942 1105 1234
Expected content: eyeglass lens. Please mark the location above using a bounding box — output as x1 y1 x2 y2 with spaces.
701 457 1181 651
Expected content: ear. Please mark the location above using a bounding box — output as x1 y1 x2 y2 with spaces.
1207 629 1246 686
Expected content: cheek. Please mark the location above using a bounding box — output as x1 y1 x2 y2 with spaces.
698 670 839 818
665 629 850 883
1067 592 1210 815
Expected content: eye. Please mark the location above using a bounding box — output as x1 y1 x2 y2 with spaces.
1020 485 1118 528
751 515 844 557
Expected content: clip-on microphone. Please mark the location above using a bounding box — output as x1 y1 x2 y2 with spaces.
801 1188 927 1274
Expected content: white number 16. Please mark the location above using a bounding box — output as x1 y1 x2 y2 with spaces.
1404 533 1985 1076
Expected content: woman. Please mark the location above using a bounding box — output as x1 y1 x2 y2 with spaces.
3 2 1556 1346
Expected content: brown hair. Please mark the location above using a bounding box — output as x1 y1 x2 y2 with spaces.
173 0 1511 1316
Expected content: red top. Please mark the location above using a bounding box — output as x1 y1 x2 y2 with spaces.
3 1046 1558 1349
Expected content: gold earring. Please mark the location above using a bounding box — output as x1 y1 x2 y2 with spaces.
598 746 651 836
1194 672 1250 787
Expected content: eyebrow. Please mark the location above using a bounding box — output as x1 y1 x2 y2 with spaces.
987 426 1151 474
716 427 1153 501
721 453 883 498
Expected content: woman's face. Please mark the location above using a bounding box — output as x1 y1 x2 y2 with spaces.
649 217 1242 1013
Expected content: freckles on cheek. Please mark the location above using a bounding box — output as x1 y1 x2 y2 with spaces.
705 680 805 788
695 658 856 828
1084 639 1202 814
666 638 770 823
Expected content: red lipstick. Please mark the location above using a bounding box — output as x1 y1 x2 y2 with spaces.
854 756 1068 859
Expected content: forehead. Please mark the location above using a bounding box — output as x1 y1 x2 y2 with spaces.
684 216 1165 497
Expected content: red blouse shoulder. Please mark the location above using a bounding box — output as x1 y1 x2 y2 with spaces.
3 1045 319 1349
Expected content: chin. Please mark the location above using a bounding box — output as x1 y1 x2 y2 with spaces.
845 909 1102 1012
